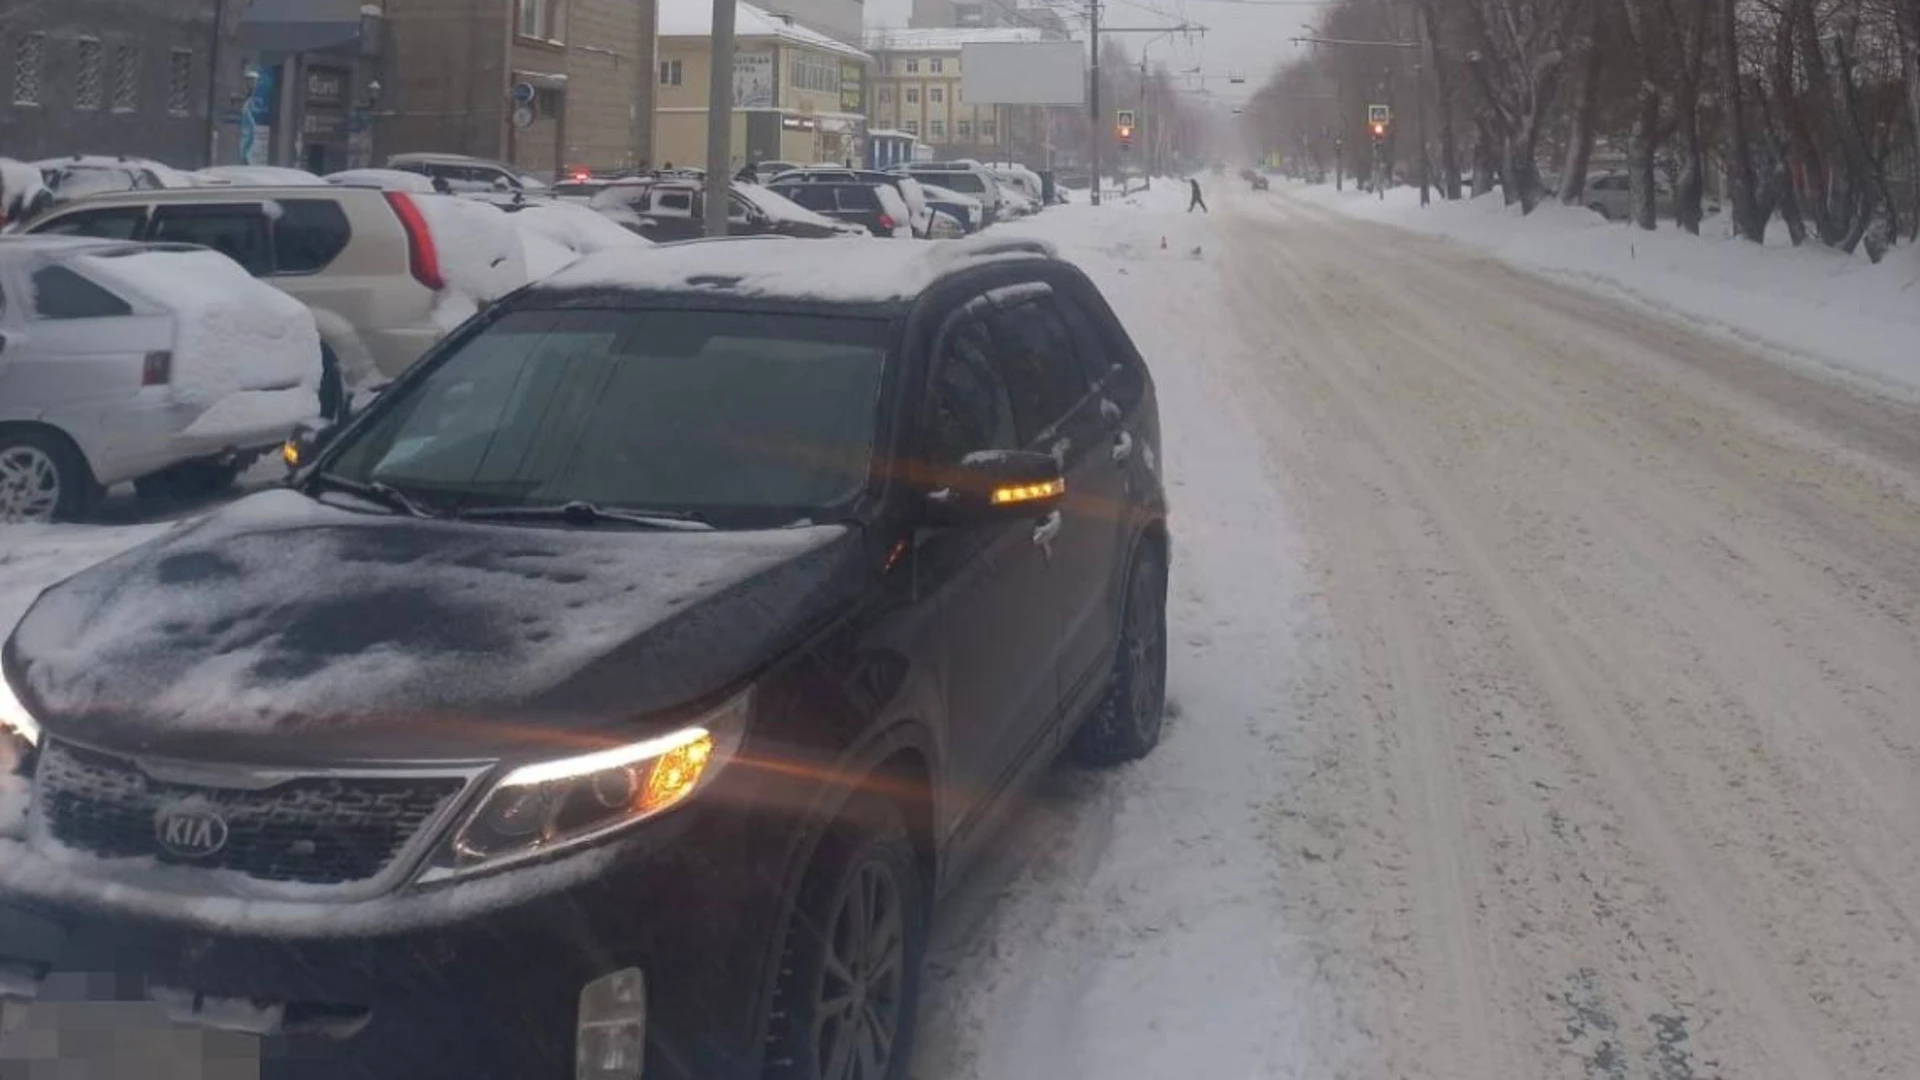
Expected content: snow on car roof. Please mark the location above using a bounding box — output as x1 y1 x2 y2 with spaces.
733 182 843 230
538 233 1060 304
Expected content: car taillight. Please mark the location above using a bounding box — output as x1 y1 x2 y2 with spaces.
383 191 445 291
878 213 896 233
141 350 171 386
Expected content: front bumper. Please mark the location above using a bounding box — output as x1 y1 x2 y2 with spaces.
0 801 790 1080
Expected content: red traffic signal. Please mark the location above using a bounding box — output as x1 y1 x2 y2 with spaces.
1369 121 1387 140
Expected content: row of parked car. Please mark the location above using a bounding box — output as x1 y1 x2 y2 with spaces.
0 151 1057 525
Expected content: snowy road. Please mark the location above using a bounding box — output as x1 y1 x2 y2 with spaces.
914 185 1920 1079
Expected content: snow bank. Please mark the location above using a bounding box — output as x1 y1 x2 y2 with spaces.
79 248 320 406
1285 182 1920 399
412 194 529 331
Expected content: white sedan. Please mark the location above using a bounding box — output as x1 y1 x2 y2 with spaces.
0 237 321 522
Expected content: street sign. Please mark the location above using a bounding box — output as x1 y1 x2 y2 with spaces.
512 105 536 129
1368 104 1390 125
1116 109 1136 128
512 82 537 106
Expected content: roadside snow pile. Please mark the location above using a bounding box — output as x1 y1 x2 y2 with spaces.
1287 182 1920 398
413 194 529 331
80 248 320 418
507 202 651 279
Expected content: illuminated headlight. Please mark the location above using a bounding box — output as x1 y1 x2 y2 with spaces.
0 672 41 840
424 690 750 880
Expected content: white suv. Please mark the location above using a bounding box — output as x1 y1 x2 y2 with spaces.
21 185 452 412
0 237 320 521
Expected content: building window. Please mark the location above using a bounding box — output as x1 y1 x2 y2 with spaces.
112 44 138 111
790 54 837 92
74 38 104 109
905 58 918 73
957 119 971 138
929 58 943 73
929 87 942 103
11 33 45 106
904 87 918 104
167 49 193 115
877 87 891 103
981 119 996 138
903 120 918 135
658 58 681 86
517 0 563 41
929 119 944 138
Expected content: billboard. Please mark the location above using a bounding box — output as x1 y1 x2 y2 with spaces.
960 41 1085 106
734 51 774 108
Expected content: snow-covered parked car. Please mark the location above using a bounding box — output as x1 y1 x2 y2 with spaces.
18 185 492 397
0 158 53 229
494 199 654 279
0 237 320 521
324 168 439 194
0 233 1168 1078
193 166 328 187
918 182 984 234
31 155 194 207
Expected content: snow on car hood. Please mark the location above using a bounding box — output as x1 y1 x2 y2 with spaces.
5 489 863 761
80 247 320 407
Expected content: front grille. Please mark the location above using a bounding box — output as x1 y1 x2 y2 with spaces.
34 741 467 886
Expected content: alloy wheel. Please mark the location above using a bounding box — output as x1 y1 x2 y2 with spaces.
0 445 61 523
812 860 906 1080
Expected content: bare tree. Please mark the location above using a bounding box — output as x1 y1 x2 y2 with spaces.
1722 0 1767 240
1463 0 1575 212
1559 2 1606 204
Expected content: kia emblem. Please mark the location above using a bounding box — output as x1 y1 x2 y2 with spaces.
154 803 230 859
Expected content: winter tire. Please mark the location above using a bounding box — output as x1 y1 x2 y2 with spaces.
1070 543 1169 766
764 797 927 1080
0 429 94 523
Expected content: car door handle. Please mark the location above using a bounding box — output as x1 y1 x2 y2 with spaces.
1031 511 1063 549
1111 431 1134 463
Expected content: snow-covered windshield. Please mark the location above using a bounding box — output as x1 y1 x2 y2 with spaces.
321 308 888 525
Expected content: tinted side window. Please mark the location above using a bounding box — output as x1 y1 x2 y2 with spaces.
985 292 1091 442
838 186 881 211
924 316 1018 466
273 199 352 273
781 187 837 212
150 205 273 276
33 206 147 240
30 265 132 320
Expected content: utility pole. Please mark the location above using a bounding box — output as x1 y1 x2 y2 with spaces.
205 0 230 165
1089 0 1102 206
703 0 737 236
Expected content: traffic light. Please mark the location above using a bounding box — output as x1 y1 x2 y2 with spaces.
1370 120 1387 141
1118 123 1134 149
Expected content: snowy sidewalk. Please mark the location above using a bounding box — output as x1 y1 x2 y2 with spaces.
1275 181 1920 400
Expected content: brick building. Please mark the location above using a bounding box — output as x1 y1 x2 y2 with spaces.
377 0 656 177
1 0 238 167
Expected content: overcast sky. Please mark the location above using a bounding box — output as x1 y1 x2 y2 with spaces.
863 0 1318 111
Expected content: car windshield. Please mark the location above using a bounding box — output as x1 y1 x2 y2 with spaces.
319 307 888 526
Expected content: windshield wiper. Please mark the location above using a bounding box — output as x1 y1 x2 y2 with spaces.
306 473 444 518
453 501 714 531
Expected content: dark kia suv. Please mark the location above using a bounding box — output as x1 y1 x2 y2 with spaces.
0 235 1168 1080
